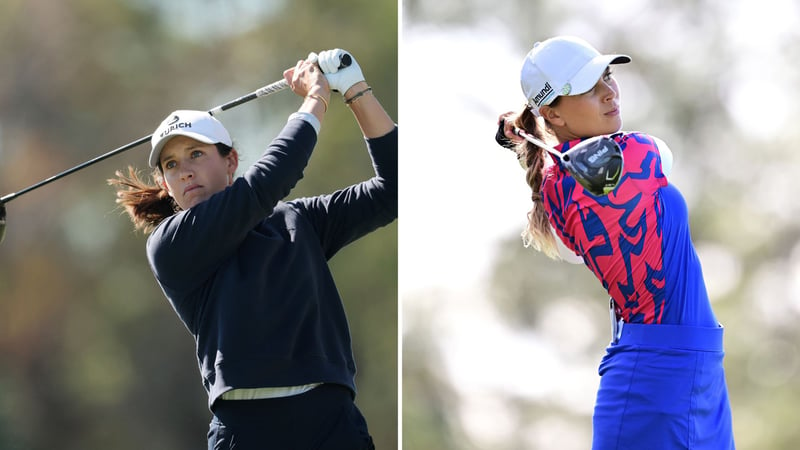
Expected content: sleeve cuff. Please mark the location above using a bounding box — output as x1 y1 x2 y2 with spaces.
288 112 321 135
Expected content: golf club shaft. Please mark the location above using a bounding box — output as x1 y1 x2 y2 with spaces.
513 128 564 158
208 79 288 116
0 78 290 205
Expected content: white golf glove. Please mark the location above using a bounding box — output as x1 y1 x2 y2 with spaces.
317 49 364 95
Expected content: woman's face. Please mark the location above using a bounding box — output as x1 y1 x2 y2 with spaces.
159 135 238 210
544 67 623 141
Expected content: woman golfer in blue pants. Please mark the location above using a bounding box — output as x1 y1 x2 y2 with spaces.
110 49 396 449
497 36 735 449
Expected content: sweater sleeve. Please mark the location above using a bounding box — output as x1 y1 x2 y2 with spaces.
146 118 317 295
289 126 398 259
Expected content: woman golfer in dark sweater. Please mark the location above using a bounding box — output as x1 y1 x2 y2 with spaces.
110 49 396 449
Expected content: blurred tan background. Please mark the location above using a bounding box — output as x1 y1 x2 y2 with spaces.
401 0 800 449
0 0 397 449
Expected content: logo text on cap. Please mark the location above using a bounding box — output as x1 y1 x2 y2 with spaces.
160 122 192 138
533 82 554 106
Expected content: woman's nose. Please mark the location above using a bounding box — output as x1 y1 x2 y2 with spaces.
602 81 617 101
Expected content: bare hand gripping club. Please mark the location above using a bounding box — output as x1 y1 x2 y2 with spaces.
0 53 352 244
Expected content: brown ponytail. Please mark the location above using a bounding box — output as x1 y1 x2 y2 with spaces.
108 166 177 234
514 107 560 259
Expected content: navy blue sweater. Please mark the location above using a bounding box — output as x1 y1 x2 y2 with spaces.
146 118 398 408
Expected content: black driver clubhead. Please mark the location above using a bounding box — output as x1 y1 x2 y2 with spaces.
562 136 623 196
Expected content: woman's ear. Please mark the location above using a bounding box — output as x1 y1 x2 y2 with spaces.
157 173 173 198
226 148 239 173
540 106 565 127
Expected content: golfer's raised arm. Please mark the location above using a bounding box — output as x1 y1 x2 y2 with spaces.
344 80 395 138
316 49 395 138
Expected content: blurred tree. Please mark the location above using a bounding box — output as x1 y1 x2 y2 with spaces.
402 292 467 450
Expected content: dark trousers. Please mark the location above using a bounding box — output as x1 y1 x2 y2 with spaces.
208 384 375 450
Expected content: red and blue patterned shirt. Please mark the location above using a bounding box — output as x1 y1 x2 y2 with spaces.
542 132 717 326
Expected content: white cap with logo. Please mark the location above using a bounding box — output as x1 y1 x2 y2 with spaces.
149 110 233 168
520 36 630 116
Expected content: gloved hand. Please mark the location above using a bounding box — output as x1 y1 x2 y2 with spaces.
317 49 364 95
495 118 516 150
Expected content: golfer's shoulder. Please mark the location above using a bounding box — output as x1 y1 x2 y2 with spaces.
615 132 673 180
617 131 671 155
616 131 655 144
144 217 180 271
146 215 175 247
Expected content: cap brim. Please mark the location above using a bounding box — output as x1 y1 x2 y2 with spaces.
149 131 218 168
568 54 631 96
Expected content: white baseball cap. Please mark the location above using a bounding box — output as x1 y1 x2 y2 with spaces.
149 110 233 168
521 36 630 116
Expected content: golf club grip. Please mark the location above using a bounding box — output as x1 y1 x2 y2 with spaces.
208 80 287 115
208 53 353 116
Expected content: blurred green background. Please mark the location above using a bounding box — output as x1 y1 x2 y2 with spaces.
401 0 800 449
0 0 397 449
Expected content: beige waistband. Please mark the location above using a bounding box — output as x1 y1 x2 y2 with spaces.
220 383 323 401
